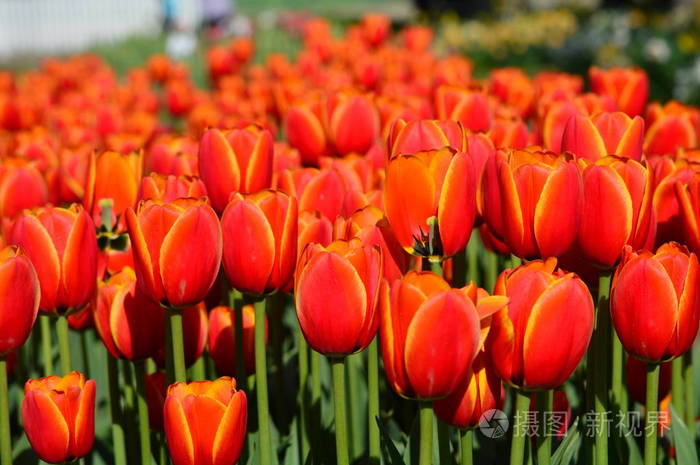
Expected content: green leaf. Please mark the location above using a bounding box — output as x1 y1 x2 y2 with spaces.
551 418 580 465
670 403 699 465
377 417 407 465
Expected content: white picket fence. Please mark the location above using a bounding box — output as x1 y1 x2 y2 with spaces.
0 0 201 60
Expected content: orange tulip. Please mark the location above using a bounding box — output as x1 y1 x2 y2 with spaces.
0 158 48 218
208 305 268 376
560 112 644 161
139 173 208 203
84 150 143 226
0 246 40 355
480 149 582 260
9 204 98 314
577 156 656 267
434 86 492 132
433 351 504 429
198 126 274 214
22 372 96 464
360 13 391 47
327 93 380 156
284 99 328 166
380 272 504 399
652 158 698 245
221 190 297 295
589 66 649 117
384 147 478 259
295 238 382 356
126 199 222 308
388 119 466 158
644 102 699 156
488 117 530 149
611 243 700 363
489 68 535 119
164 377 247 465
92 267 165 361
486 258 594 389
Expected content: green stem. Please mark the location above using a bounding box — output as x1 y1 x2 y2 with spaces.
368 338 380 465
510 390 530 465
40 314 54 376
536 390 553 465
190 355 206 381
419 402 433 465
123 361 138 464
644 363 660 465
254 299 272 465
594 271 612 465
134 361 152 465
685 351 695 437
467 234 479 285
428 259 443 277
158 432 167 465
347 355 362 459
167 308 186 383
612 331 624 413
298 325 310 462
311 350 322 407
107 356 127 465
485 250 499 293
672 356 684 418
0 358 12 465
80 330 91 380
331 358 350 465
460 429 473 465
437 419 452 465
230 290 246 389
56 314 72 374
271 294 286 431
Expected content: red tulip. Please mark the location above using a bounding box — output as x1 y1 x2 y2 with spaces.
489 68 535 119
92 267 165 361
589 66 648 117
328 93 380 156
84 150 143 226
164 377 247 465
9 205 98 314
22 372 96 464
145 371 167 430
611 243 700 363
296 238 382 356
480 149 582 260
435 86 492 132
222 190 297 295
384 147 478 259
577 156 656 268
380 272 505 399
0 159 48 218
208 304 268 376
139 173 207 203
486 258 594 389
126 198 222 308
388 119 466 158
644 101 699 156
198 126 274 214
0 246 40 356
560 112 644 161
652 158 698 245
284 99 328 166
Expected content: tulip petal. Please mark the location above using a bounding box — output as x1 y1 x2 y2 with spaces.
60 209 98 310
212 391 248 465
0 253 39 355
561 115 607 161
198 129 240 213
164 396 195 465
183 395 226 465
71 379 96 459
438 152 476 257
21 389 70 464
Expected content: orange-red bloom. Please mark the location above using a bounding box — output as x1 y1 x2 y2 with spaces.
295 238 382 356
589 66 649 117
84 150 143 226
328 93 380 156
221 190 297 295
92 267 165 361
22 372 96 464
435 86 492 133
198 126 274 214
126 199 222 308
480 149 582 260
380 273 505 399
644 101 699 156
9 205 98 314
486 258 594 389
0 246 40 356
577 156 656 268
208 305 268 376
139 173 207 203
388 119 466 158
0 159 48 218
384 147 478 259
164 377 247 465
611 243 700 363
560 112 644 161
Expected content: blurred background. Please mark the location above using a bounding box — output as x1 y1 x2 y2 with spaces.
1 0 700 104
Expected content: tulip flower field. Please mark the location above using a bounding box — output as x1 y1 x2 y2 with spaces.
2 11 700 465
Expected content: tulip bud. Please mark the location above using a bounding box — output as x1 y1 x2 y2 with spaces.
486 258 594 389
577 156 656 268
164 377 247 465
0 246 40 356
384 147 478 260
125 199 222 308
388 119 466 158
560 112 644 161
589 66 648 117
644 102 699 156
0 159 48 219
435 86 492 132
480 149 582 260
296 239 382 356
208 305 268 376
380 273 504 399
22 372 96 464
222 190 297 295
328 94 380 156
611 243 700 363
92 267 165 361
9 205 98 314
198 126 274 214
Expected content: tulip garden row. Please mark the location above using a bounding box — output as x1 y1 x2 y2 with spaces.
1 12 700 465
